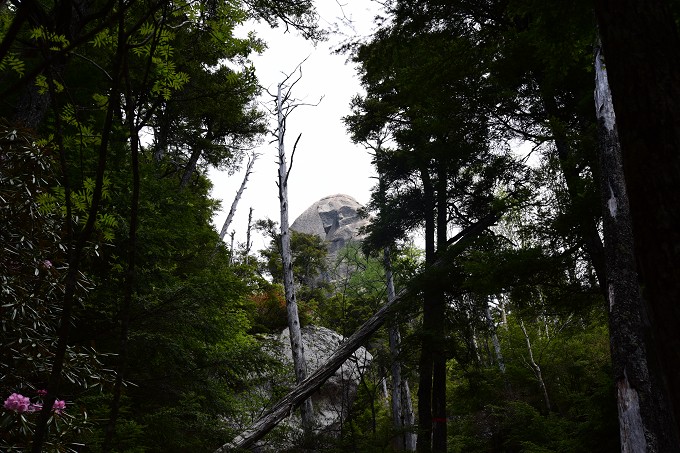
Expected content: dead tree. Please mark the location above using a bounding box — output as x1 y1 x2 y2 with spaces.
217 153 258 245
271 62 322 432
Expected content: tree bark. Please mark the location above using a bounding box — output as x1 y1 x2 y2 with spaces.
276 82 314 431
417 168 436 453
595 1 680 435
217 210 501 452
431 163 448 453
180 146 202 188
594 43 679 453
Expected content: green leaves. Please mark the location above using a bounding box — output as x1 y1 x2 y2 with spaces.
29 26 70 51
37 176 119 242
0 53 25 76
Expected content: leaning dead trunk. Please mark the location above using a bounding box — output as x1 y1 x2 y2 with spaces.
276 82 314 431
217 153 258 244
594 42 678 453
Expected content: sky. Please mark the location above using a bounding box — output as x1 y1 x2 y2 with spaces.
209 1 383 252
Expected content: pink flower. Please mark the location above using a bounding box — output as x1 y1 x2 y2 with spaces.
42 260 53 269
3 393 31 413
28 403 42 413
53 399 66 414
36 389 47 396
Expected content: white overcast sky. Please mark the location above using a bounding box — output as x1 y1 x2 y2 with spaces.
209 1 383 251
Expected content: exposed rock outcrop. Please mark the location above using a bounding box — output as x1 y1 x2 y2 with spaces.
291 194 369 255
236 326 373 451
280 325 372 434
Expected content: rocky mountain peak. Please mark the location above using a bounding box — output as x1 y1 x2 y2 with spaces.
290 194 369 254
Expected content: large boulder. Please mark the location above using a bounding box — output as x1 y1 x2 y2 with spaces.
291 194 370 255
279 325 372 434
235 326 372 450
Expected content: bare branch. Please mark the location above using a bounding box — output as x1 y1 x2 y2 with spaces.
285 133 302 186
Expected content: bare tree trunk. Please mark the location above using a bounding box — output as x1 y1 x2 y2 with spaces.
431 163 448 453
217 153 258 244
245 207 254 264
485 300 505 374
495 295 506 328
519 319 551 413
385 247 417 451
595 42 678 453
276 82 314 431
417 169 436 453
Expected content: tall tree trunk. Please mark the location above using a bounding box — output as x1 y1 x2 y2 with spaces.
519 319 551 413
245 207 254 264
417 169 436 453
594 43 679 453
431 163 448 453
276 82 314 431
385 247 416 451
595 1 680 435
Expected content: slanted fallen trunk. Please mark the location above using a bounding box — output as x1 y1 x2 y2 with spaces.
216 210 501 452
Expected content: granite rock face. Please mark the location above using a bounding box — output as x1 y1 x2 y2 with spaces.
291 194 369 255
279 325 372 434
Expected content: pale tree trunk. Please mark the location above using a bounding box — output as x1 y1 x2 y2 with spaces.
499 294 508 328
228 231 235 265
217 153 258 243
485 299 505 374
276 82 314 431
595 43 678 453
385 247 416 451
519 319 551 413
245 207 254 265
